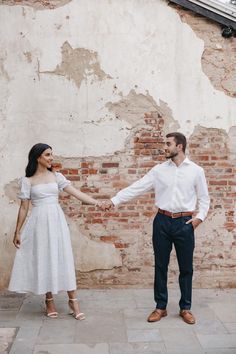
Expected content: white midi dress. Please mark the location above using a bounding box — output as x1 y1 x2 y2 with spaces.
8 172 77 295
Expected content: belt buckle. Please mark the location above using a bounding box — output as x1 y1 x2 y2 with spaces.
171 212 180 219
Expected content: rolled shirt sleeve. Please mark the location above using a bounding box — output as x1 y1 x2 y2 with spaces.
195 168 210 221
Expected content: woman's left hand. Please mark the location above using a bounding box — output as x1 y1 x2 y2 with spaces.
13 233 21 249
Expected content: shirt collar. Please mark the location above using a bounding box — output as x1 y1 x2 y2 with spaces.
183 157 191 164
167 157 191 166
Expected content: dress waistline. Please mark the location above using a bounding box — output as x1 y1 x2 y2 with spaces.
32 198 59 207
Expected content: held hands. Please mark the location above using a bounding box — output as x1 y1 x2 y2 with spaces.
185 218 202 230
102 200 114 211
13 233 21 249
95 200 114 211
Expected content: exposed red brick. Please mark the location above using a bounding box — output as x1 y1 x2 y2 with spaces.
80 187 99 193
103 212 120 217
114 242 129 248
81 162 90 168
91 219 103 224
100 236 118 243
52 162 62 170
120 212 139 217
209 180 228 185
52 116 235 289
139 137 158 143
67 176 80 181
102 162 119 168
139 161 156 168
68 169 79 175
128 169 136 174
88 169 97 174
228 181 236 186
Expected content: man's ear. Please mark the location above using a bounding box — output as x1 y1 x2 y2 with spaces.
177 144 183 151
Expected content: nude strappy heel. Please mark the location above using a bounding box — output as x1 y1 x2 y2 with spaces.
68 298 85 320
45 298 58 318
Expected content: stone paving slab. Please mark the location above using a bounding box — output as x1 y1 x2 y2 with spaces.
109 342 166 354
205 350 236 354
197 333 236 349
33 343 109 354
223 322 236 333
0 292 25 311
9 326 40 354
74 310 127 343
0 328 18 354
127 328 163 343
0 289 235 354
0 311 19 323
160 328 203 351
37 319 76 344
208 302 236 322
165 351 204 354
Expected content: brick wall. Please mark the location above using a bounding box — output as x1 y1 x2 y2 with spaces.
54 112 236 288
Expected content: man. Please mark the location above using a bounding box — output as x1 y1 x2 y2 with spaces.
103 132 210 324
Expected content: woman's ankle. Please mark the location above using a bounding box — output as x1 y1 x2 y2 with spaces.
45 292 53 300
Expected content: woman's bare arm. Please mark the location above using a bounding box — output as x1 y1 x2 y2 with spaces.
13 200 30 248
63 185 101 206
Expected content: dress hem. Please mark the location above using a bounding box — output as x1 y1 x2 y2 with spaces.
8 287 77 296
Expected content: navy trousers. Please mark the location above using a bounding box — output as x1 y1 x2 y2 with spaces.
152 212 195 310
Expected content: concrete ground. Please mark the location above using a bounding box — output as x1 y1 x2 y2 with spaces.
0 288 236 354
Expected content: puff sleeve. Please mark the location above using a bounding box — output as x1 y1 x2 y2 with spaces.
18 177 31 200
55 172 71 191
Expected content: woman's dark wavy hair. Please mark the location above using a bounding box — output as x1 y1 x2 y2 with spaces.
25 143 52 177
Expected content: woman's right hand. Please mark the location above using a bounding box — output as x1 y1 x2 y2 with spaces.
13 233 21 249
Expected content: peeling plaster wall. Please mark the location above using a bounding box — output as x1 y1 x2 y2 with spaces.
172 4 236 98
0 0 72 10
0 0 235 289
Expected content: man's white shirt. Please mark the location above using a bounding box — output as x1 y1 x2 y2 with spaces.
111 157 210 221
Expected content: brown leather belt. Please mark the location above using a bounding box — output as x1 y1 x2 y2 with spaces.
158 208 193 219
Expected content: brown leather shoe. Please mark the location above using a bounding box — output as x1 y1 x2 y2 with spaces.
147 309 167 322
179 310 196 324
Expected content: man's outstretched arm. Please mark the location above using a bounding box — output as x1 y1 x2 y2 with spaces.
102 168 155 210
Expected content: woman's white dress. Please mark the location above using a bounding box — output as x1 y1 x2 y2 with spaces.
8 172 77 295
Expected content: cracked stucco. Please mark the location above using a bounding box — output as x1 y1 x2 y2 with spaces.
0 54 10 81
41 41 112 89
0 0 72 10
0 0 235 154
106 89 180 135
69 221 122 272
172 3 236 98
0 0 235 289
23 51 32 63
193 210 236 287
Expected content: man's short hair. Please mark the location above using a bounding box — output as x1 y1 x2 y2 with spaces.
166 132 187 153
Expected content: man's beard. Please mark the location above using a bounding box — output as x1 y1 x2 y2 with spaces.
165 152 178 159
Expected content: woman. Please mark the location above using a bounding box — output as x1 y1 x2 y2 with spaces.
9 143 101 320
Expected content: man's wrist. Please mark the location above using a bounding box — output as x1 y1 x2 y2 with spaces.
110 196 119 206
